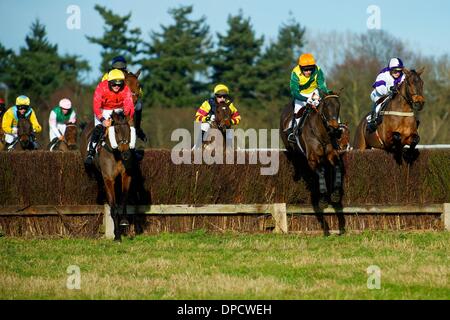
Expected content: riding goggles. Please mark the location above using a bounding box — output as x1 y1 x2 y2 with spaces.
109 80 125 87
17 105 30 111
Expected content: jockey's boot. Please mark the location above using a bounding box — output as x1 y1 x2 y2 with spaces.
367 104 378 133
287 112 298 144
84 125 103 166
134 109 148 142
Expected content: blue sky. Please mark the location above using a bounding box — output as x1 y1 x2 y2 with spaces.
1 0 449 81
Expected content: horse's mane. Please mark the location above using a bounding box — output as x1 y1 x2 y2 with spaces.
112 111 128 124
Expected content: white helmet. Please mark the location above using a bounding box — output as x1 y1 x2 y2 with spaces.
389 58 404 70
59 98 72 110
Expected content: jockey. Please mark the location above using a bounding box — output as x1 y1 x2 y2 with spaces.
288 53 330 143
194 84 241 147
84 69 136 165
367 57 406 133
101 55 147 142
48 98 77 143
0 98 6 119
1 95 42 148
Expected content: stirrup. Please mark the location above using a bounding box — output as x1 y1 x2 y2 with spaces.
287 132 297 143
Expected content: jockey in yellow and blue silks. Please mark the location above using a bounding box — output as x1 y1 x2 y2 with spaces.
194 84 241 148
101 55 147 142
288 53 330 142
1 95 42 148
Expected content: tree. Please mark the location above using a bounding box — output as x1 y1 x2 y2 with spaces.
211 10 264 105
140 5 213 108
256 16 305 103
6 20 89 104
86 5 142 73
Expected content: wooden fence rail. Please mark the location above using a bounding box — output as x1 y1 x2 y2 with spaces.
0 203 448 239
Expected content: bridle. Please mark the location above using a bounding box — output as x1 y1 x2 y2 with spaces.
398 72 424 108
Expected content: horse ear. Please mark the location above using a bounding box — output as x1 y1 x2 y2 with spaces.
338 87 344 95
416 66 425 76
135 69 141 79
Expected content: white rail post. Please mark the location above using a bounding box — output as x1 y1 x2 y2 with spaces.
103 204 114 239
444 203 450 232
271 203 288 234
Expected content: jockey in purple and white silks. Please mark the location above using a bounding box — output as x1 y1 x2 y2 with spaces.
367 57 406 133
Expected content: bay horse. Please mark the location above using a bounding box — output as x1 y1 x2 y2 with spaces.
353 68 425 161
80 111 135 241
49 123 78 151
202 101 233 151
125 69 142 105
8 116 36 151
280 91 343 207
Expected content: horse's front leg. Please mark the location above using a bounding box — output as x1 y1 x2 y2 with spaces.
120 173 132 228
404 133 420 163
330 157 343 203
104 178 121 241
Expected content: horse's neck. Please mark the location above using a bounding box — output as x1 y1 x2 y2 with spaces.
388 86 412 112
305 111 329 140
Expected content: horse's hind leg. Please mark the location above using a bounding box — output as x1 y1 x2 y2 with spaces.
330 159 343 203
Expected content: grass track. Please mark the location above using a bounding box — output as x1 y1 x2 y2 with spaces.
1 231 449 299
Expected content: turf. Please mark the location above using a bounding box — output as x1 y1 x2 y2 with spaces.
0 231 449 299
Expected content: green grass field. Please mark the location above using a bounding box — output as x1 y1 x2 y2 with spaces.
1 231 449 300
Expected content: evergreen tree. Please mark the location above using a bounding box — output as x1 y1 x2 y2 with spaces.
211 10 264 105
140 5 213 108
86 5 142 73
7 19 89 104
256 17 305 103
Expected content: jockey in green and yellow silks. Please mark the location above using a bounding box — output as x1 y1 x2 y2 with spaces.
287 53 330 142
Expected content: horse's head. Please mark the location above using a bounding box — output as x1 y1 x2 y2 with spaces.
213 101 233 132
17 115 33 149
110 111 132 160
337 123 351 151
318 90 341 131
125 69 141 105
64 123 78 150
402 68 425 111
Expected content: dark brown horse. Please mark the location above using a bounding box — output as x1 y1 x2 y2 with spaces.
9 116 36 151
280 92 343 206
202 101 233 150
353 68 425 161
49 123 78 151
125 69 142 105
80 111 134 241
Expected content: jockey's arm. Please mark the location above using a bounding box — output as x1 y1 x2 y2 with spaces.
1 109 14 134
290 72 308 102
195 101 211 122
30 110 42 133
49 110 61 137
93 82 105 121
68 110 77 124
373 73 389 96
317 68 330 94
229 103 241 125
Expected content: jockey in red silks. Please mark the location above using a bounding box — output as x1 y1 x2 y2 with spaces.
84 69 136 165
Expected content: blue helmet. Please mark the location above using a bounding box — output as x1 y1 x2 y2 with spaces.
111 55 127 69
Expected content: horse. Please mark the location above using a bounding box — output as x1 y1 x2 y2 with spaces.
280 91 344 207
201 101 233 151
80 111 135 241
353 68 425 162
8 116 36 151
337 123 351 152
49 123 78 151
125 69 142 105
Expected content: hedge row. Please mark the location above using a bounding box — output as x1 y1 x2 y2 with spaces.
0 149 449 206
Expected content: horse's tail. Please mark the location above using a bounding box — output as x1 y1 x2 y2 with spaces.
353 118 368 150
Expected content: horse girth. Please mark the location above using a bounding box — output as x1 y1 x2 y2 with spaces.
379 111 415 117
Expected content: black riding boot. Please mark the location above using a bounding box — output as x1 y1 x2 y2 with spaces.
85 125 103 166
287 110 298 144
134 109 147 142
367 104 378 133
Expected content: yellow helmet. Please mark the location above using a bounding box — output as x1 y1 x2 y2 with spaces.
214 84 229 95
16 95 31 106
107 69 125 82
298 53 316 67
